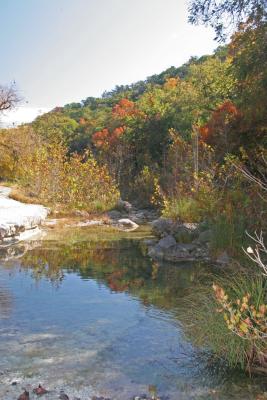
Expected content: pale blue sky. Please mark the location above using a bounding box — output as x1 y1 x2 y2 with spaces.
0 0 216 123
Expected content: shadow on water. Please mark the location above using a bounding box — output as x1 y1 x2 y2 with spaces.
0 225 266 399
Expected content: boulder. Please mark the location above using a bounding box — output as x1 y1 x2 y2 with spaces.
151 218 174 237
117 218 139 231
183 222 199 232
107 210 122 220
116 199 133 213
174 225 198 243
196 229 212 244
157 235 176 249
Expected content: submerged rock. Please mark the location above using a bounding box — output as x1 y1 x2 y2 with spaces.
33 384 49 395
59 390 69 400
92 397 111 400
18 390 30 400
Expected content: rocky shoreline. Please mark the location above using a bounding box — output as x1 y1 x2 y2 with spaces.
0 186 49 244
0 189 229 266
143 218 229 265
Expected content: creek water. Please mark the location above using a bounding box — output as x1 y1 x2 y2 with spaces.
0 225 265 399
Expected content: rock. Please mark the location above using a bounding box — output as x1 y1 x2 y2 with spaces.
107 210 122 220
196 229 212 244
198 220 210 232
182 222 199 231
0 186 49 243
174 225 198 243
92 397 111 400
216 251 230 265
151 218 174 237
143 239 158 247
148 240 210 262
76 220 103 227
117 218 139 231
33 384 48 395
157 235 176 249
151 218 200 239
164 244 193 262
148 244 165 259
18 390 30 400
116 199 133 213
73 210 89 218
59 391 69 400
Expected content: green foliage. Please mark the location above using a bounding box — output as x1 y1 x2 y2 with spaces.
162 197 201 222
129 166 159 207
32 111 79 145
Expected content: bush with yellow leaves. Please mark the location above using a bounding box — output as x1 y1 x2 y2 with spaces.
19 141 119 213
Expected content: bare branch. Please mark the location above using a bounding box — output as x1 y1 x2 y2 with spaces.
0 83 19 113
243 231 267 276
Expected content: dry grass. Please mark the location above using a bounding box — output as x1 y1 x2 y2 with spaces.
9 187 42 205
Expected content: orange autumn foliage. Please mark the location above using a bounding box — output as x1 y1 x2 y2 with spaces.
92 126 126 149
199 101 241 142
164 77 179 89
112 98 140 118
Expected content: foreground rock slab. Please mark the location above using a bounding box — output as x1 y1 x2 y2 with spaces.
0 186 49 243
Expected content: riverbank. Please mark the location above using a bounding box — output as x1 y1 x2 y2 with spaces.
0 186 49 244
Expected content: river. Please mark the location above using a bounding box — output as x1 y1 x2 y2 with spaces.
0 224 265 399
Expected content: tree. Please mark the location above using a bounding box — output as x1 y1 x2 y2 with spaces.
188 0 267 40
32 110 79 145
0 83 19 113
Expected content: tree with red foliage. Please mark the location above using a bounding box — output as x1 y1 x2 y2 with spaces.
199 101 242 160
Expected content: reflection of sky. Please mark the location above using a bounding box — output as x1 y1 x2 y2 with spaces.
0 233 264 399
0 0 216 114
0 266 195 399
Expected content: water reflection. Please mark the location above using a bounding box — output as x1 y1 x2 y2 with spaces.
0 225 266 399
0 285 13 318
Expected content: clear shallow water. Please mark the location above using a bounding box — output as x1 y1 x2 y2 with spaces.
0 225 266 399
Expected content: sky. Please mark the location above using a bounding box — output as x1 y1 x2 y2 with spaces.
0 0 217 125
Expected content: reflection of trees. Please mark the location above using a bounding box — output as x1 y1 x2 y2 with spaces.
0 286 13 318
18 232 209 313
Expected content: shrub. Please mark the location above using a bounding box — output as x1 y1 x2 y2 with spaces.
129 166 159 207
161 196 201 222
180 234 267 375
20 143 119 213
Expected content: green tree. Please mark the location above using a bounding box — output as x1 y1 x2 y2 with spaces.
188 0 267 40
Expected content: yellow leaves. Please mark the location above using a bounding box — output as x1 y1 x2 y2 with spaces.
239 322 249 334
213 283 267 339
19 142 119 213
